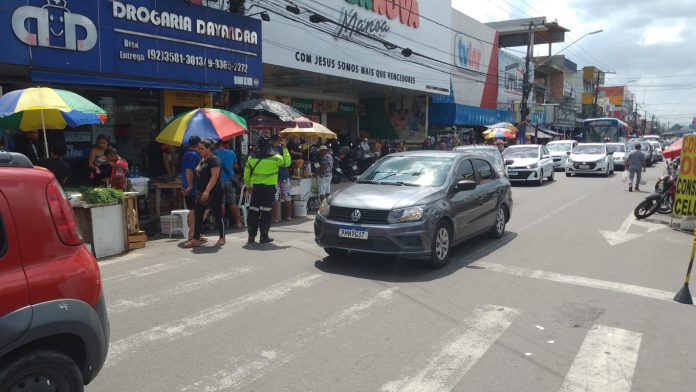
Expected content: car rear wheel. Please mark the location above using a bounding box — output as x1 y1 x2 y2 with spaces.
429 221 452 268
549 169 555 181
324 247 348 258
0 350 83 392
488 205 507 238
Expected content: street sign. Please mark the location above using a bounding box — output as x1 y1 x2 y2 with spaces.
673 135 696 216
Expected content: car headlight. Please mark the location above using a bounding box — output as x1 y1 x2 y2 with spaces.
596 157 607 163
319 199 330 217
528 162 538 169
387 206 424 223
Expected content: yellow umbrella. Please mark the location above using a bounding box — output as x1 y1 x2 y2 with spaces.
279 122 337 139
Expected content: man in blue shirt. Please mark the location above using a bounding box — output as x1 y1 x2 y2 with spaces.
181 136 201 240
215 141 242 228
272 135 293 222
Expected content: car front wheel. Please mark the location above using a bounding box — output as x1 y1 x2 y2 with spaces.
0 350 83 392
429 221 452 268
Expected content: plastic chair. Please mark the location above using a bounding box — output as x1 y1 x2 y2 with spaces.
169 209 190 238
238 185 251 227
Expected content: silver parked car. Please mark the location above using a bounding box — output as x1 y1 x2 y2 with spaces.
314 151 513 268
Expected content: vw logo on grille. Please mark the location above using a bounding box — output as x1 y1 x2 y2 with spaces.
351 209 362 222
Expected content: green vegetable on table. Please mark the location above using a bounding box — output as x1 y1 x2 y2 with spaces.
79 187 124 205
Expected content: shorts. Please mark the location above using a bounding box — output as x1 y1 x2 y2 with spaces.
222 181 238 204
317 175 332 196
184 195 196 210
275 178 293 202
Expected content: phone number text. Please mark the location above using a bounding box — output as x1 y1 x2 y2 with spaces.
146 49 249 73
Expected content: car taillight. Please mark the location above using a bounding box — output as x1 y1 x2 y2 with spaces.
46 180 83 246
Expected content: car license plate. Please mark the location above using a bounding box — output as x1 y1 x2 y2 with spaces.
338 227 368 240
580 164 590 169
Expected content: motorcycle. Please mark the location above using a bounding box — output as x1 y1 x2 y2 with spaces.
332 155 343 184
634 174 676 219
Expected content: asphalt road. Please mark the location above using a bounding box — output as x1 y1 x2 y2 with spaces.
89 163 696 392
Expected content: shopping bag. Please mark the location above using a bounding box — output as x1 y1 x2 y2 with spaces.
640 176 647 186
621 171 628 183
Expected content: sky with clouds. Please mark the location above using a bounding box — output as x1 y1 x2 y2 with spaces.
453 0 696 128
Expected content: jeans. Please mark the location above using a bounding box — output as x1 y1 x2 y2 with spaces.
628 168 642 187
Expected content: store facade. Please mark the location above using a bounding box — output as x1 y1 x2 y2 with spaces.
0 0 262 182
428 10 514 142
259 0 452 143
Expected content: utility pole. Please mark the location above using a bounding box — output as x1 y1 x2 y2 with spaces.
651 113 656 135
592 70 602 117
519 22 535 144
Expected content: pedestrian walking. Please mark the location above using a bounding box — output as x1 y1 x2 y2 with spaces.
215 141 243 229
185 139 225 248
181 136 201 242
316 145 333 202
244 136 291 245
625 143 647 192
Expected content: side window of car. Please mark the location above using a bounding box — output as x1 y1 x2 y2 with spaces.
457 160 476 182
543 147 550 156
474 159 494 184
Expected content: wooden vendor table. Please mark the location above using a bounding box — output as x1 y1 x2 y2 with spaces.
153 181 186 221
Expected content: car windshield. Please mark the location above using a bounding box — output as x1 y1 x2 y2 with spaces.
503 148 539 159
573 145 605 154
357 156 453 187
606 144 626 153
546 143 572 153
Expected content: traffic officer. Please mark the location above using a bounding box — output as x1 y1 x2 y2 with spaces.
244 136 291 245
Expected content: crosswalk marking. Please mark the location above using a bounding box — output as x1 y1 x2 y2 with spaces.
381 305 520 392
559 325 642 392
476 261 695 303
105 273 324 368
108 267 254 314
103 257 199 283
180 288 398 392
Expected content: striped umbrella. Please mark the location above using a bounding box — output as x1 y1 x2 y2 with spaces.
484 128 516 139
156 108 248 146
0 87 107 157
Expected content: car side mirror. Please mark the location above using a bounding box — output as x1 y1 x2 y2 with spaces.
566 151 571 155
542 154 550 159
456 180 477 192
504 159 514 166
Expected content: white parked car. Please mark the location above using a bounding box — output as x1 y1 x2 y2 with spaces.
565 143 615 177
545 140 578 170
605 142 627 170
648 141 663 161
503 144 555 185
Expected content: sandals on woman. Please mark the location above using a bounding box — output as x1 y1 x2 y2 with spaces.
183 239 202 248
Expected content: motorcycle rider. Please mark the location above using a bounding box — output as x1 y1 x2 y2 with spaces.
625 143 647 192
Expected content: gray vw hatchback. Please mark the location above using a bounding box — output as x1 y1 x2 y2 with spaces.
315 151 513 267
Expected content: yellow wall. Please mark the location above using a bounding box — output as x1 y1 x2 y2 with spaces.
163 90 212 118
582 92 595 105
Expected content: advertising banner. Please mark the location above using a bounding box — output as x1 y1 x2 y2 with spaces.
498 50 524 110
262 0 451 94
0 0 262 88
449 11 499 109
674 135 696 216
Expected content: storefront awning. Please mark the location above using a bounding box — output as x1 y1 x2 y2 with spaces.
429 103 514 127
32 71 223 92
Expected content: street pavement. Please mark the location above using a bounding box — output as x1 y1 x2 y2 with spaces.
89 163 696 392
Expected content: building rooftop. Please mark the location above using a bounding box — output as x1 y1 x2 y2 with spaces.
486 17 570 48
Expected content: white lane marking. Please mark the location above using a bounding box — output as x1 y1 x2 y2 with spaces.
108 267 254 314
476 261 696 303
600 211 665 246
559 325 642 392
181 288 398 392
516 196 586 233
103 258 198 283
381 304 520 392
106 273 324 367
98 251 143 267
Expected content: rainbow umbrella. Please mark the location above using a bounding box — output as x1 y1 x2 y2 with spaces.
0 87 108 157
156 108 248 146
484 127 516 139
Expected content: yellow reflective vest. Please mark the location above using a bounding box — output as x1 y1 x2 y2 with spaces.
243 148 291 186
